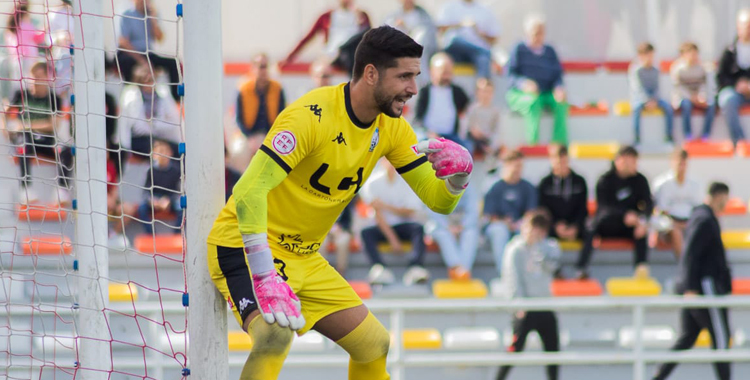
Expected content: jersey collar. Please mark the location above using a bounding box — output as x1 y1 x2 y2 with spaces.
344 82 374 129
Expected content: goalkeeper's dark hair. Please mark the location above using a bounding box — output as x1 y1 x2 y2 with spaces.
352 25 423 81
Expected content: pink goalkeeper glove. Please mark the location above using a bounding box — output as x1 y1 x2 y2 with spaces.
243 234 305 330
416 138 473 194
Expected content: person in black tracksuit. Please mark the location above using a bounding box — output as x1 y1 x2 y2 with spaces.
652 182 733 380
576 146 653 279
538 144 588 241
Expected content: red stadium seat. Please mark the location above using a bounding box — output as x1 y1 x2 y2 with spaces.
134 234 183 255
570 101 609 116
22 236 72 255
551 279 603 297
18 204 68 222
518 145 549 157
348 281 372 299
723 198 747 216
561 61 599 73
602 60 630 72
732 278 750 295
587 199 597 216
682 140 734 158
659 60 674 73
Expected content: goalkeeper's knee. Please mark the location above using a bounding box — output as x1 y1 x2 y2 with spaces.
336 311 390 363
247 315 294 356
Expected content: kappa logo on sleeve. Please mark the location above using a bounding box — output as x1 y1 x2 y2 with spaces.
272 131 297 155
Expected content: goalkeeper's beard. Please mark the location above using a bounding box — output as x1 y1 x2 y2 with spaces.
374 86 403 118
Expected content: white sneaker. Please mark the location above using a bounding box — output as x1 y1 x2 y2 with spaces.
368 264 395 285
403 265 430 286
108 232 130 250
19 186 38 205
56 188 72 206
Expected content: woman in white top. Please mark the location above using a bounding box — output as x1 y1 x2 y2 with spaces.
650 149 702 258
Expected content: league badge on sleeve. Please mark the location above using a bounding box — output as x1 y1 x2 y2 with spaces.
272 131 297 155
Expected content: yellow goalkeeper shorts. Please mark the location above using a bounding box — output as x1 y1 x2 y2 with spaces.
207 244 363 335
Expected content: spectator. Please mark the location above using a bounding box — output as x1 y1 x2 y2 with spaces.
224 147 241 202
538 144 588 242
506 14 568 145
310 58 334 88
629 42 674 144
463 78 501 166
282 0 370 74
118 64 182 159
497 210 561 380
575 146 653 279
650 149 702 258
7 61 72 205
321 200 356 276
384 0 437 87
137 139 182 234
47 0 75 100
360 161 429 286
2 2 45 98
670 42 716 141
235 53 286 164
414 53 470 147
436 0 499 79
717 9 750 146
484 150 538 276
117 0 181 100
652 182 732 380
430 183 481 281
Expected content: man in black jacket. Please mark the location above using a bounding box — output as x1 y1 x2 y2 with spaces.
717 9 750 145
652 182 732 380
538 144 588 242
413 52 470 147
575 146 652 279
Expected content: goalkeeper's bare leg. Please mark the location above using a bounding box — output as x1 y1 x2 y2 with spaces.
315 304 390 380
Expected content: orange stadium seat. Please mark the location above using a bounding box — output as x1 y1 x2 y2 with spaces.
683 140 735 158
550 279 603 297
740 105 750 115
22 236 72 255
602 60 630 72
134 234 183 255
587 199 597 215
518 145 549 157
17 204 68 222
723 198 747 215
736 141 750 157
659 60 674 73
732 278 750 295
348 281 372 300
570 101 609 116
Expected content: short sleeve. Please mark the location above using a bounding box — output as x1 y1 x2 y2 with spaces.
436 2 456 27
480 10 500 37
259 105 318 173
119 17 132 40
385 120 428 175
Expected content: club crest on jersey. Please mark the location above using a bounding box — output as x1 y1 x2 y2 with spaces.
272 131 296 155
369 128 379 152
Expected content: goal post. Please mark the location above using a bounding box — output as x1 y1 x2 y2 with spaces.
183 0 229 379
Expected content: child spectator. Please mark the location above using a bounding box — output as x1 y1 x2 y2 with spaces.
670 42 716 141
629 42 674 144
137 140 182 234
497 210 561 380
463 78 501 165
484 150 538 276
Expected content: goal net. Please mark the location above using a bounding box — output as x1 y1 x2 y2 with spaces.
0 0 191 378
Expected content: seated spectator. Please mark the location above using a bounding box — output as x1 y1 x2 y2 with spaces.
282 0 370 74
506 14 568 145
538 144 588 242
117 0 181 101
234 53 286 168
670 42 716 141
7 61 72 205
484 150 538 276
321 199 356 276
430 183 481 281
360 160 428 286
118 64 182 159
650 149 702 258
46 0 74 100
497 210 561 380
576 146 653 279
413 53 470 147
629 42 674 144
463 78 501 167
137 139 182 234
717 9 750 146
384 0 437 87
436 0 498 79
3 2 46 93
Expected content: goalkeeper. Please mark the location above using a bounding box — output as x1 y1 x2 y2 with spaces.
207 26 472 380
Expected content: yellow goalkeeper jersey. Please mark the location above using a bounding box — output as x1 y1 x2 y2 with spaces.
207 83 429 253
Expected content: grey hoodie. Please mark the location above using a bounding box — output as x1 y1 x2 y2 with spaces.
502 235 561 298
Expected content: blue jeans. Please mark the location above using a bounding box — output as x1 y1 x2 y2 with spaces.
486 221 516 276
718 87 749 144
678 99 715 139
138 201 183 234
443 37 492 78
633 98 674 142
430 184 480 270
